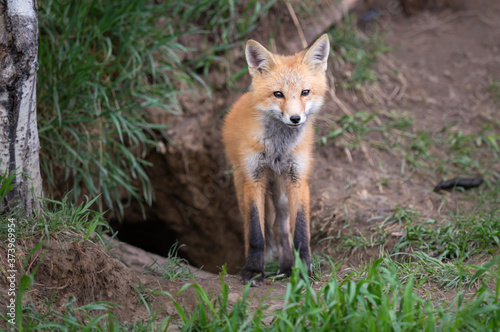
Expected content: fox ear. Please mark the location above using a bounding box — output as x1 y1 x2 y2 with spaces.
245 40 277 76
302 34 330 71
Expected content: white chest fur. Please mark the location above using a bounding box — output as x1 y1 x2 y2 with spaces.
244 117 307 181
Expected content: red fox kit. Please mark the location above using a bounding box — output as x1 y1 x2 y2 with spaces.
222 34 330 286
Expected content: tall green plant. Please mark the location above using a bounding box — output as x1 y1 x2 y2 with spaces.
38 0 192 215
0 161 17 213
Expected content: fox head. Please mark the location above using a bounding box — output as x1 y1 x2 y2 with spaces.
245 34 330 128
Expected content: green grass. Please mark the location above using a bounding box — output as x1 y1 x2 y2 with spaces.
0 177 183 330
0 160 17 213
0 193 107 245
393 124 498 178
38 0 182 216
2 183 499 330
0 189 115 331
319 108 499 182
167 254 500 331
328 14 390 90
389 251 484 290
338 231 386 254
4 251 500 330
396 207 500 261
37 0 277 217
143 242 195 280
11 279 170 330
392 169 500 262
311 101 500 330
313 206 418 258
174 0 277 49
318 111 384 147
382 206 419 226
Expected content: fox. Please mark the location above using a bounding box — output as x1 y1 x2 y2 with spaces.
222 34 330 286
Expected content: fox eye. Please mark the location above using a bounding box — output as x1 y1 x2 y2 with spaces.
273 91 284 98
301 90 310 96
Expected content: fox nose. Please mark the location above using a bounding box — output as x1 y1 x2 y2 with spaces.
290 115 301 124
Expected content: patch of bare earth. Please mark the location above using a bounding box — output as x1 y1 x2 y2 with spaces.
312 0 500 267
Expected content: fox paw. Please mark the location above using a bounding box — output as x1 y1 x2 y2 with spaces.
278 268 292 277
240 268 264 287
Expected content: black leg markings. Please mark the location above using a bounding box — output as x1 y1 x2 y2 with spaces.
293 207 311 269
278 235 294 276
241 202 265 286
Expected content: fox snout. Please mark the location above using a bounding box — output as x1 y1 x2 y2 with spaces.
284 115 303 127
280 98 318 127
282 102 307 127
290 115 301 124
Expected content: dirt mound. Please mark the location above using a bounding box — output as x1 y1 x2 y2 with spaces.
0 239 138 322
0 237 205 327
35 241 133 305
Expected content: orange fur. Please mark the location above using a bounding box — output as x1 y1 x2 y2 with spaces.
222 34 330 286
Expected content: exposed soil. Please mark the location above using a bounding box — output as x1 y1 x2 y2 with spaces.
310 0 500 267
2 0 499 327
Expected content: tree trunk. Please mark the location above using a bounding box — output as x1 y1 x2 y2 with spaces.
0 0 42 214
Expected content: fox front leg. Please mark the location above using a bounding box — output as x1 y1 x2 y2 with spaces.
241 180 266 286
287 179 312 271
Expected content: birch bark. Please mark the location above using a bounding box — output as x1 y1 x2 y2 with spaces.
0 0 42 213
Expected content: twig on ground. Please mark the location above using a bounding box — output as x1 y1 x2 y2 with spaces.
286 1 308 48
